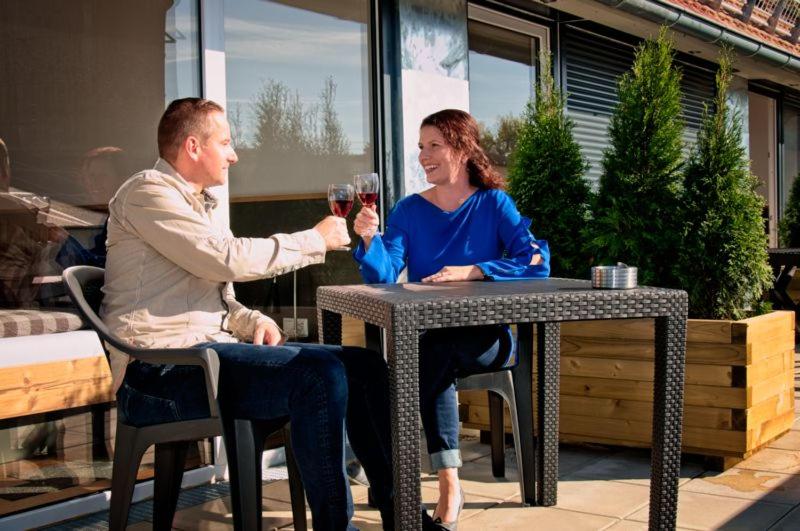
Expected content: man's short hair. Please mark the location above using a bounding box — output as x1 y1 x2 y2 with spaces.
157 98 225 162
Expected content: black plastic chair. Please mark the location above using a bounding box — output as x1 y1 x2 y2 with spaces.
63 266 307 531
456 369 528 497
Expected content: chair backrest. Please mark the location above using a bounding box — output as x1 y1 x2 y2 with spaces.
62 265 129 354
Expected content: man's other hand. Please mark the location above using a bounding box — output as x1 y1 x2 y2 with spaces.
253 320 284 346
314 216 351 250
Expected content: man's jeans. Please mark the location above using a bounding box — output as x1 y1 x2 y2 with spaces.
117 342 394 531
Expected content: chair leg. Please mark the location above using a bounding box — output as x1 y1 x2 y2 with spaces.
153 441 189 531
109 422 149 531
90 403 111 461
502 372 528 505
224 418 268 531
488 390 506 478
284 425 307 531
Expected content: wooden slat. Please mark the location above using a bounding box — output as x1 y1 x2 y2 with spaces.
0 357 113 419
749 370 796 408
560 395 733 429
748 334 796 365
342 315 366 347
561 375 747 408
561 318 736 343
748 410 795 449
737 310 795 344
747 350 795 387
560 336 748 366
560 356 732 386
560 319 655 340
559 414 747 453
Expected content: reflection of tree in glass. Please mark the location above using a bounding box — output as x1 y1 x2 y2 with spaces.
229 102 247 150
251 76 349 156
479 115 522 168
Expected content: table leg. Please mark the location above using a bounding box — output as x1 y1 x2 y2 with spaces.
651 314 687 530
512 323 536 505
536 322 560 506
385 315 422 529
319 309 342 345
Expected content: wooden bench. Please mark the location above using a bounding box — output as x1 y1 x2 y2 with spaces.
0 309 114 467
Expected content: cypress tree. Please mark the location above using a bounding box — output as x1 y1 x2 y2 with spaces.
779 173 800 247
507 52 591 278
587 28 684 286
679 48 772 319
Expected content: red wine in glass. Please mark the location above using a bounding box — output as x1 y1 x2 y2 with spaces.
330 198 354 217
355 173 379 208
357 192 378 207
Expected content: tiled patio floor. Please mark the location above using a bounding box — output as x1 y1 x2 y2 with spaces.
46 356 800 530
45 416 800 530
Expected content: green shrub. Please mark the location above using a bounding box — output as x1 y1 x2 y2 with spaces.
779 174 800 247
587 28 685 287
507 52 591 278
678 48 772 319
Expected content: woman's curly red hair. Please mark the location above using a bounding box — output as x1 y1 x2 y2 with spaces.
420 109 504 190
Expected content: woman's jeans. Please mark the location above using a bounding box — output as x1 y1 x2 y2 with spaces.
117 342 394 531
420 325 514 471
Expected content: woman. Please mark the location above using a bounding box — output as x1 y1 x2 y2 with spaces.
353 109 550 529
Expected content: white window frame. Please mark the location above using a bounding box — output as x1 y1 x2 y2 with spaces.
467 4 550 97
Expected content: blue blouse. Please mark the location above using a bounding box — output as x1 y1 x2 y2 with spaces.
354 188 550 283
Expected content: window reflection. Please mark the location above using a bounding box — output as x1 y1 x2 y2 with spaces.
224 0 373 197
224 0 374 340
0 0 202 516
468 19 538 173
783 104 800 214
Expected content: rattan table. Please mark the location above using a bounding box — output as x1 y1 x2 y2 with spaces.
317 278 687 530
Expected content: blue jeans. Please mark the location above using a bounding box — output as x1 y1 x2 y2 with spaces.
117 342 394 531
419 325 514 471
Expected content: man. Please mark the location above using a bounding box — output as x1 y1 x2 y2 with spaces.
101 98 395 530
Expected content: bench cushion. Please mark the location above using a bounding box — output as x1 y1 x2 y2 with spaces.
0 308 83 338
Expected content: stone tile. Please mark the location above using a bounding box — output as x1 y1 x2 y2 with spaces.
770 504 800 530
681 469 800 505
564 449 704 487
627 491 791 530
558 444 612 478
554 478 651 519
126 522 156 531
459 435 491 463
458 505 617 530
737 448 800 474
769 430 800 451
602 520 648 530
171 495 299 530
457 457 522 501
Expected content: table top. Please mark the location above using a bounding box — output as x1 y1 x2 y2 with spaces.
317 278 687 328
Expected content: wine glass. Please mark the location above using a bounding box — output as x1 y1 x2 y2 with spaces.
327 183 354 250
354 172 379 208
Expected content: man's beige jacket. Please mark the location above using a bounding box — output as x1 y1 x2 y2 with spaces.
101 159 326 390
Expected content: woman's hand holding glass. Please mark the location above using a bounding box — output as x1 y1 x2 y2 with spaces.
353 205 380 249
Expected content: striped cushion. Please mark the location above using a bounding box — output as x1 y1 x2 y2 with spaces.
0 308 84 338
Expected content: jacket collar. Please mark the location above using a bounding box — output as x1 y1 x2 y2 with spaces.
153 158 218 211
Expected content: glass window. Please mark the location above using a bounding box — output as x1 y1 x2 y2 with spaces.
467 8 547 174
0 0 203 516
223 0 374 340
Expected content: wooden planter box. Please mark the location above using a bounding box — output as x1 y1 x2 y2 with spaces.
459 311 796 468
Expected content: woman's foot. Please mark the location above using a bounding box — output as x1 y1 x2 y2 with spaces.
433 484 464 528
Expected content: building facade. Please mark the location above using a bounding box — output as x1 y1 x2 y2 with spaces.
1 0 799 526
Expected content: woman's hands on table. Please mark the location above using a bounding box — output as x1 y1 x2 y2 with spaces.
422 265 484 283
